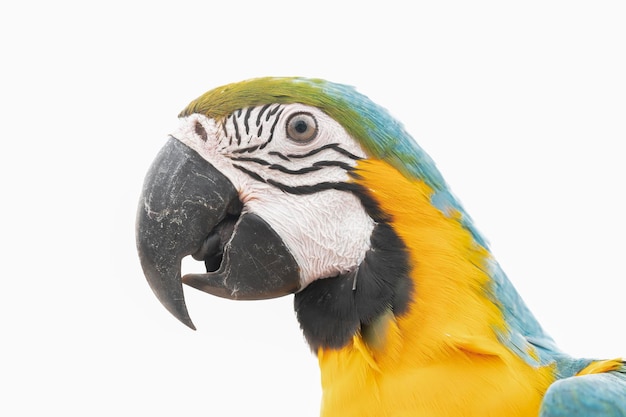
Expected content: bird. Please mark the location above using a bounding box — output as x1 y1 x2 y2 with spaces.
136 77 626 416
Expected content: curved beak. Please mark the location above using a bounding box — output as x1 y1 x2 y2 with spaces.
136 137 301 329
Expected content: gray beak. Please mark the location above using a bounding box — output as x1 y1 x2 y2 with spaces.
136 137 301 329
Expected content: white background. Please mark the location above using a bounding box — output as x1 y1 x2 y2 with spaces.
2 1 625 416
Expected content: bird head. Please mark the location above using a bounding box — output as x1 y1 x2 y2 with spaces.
136 77 478 346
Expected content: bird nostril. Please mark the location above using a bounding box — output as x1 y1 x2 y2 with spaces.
194 121 208 142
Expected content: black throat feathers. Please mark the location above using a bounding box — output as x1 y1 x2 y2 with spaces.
294 222 413 352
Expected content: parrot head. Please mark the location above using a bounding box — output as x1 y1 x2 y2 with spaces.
137 77 479 348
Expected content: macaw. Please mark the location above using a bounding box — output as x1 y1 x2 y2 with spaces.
136 77 626 417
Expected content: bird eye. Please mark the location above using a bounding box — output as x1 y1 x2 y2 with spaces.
286 112 318 143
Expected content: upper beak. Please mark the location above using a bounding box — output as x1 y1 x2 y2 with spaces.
136 137 301 329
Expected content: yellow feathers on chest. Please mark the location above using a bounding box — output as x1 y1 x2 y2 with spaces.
316 159 555 417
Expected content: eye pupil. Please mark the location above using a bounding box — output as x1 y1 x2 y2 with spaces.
294 120 308 133
286 112 318 143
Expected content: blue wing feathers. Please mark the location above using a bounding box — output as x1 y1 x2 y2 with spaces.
539 368 626 417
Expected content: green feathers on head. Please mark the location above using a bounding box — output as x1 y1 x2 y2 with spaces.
180 77 445 191
181 77 331 120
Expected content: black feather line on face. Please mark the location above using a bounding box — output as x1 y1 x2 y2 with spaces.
286 143 362 161
294 222 413 352
256 104 271 126
243 107 253 135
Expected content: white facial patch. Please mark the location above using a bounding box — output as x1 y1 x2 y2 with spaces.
172 104 376 288
248 186 375 287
